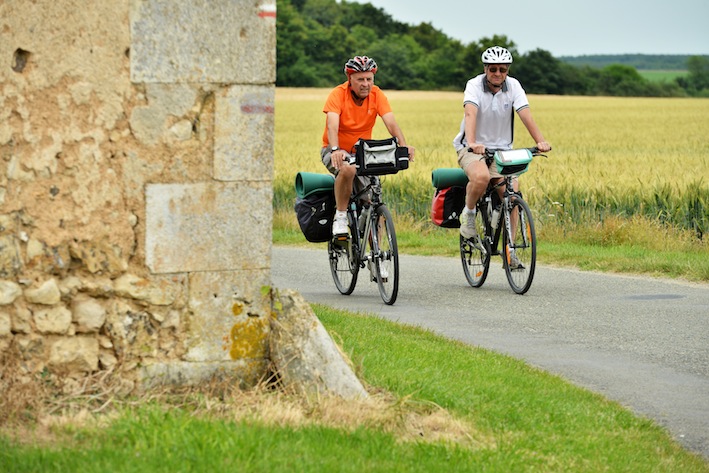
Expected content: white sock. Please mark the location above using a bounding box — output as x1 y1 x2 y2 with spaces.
335 210 347 219
465 206 476 214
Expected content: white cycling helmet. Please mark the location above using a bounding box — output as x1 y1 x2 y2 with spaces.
481 46 513 64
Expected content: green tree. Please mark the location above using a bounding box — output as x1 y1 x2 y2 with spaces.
341 1 406 38
276 0 313 86
368 34 425 90
686 55 709 93
418 42 468 91
301 0 343 27
348 25 378 53
275 0 699 96
597 64 648 96
514 49 565 94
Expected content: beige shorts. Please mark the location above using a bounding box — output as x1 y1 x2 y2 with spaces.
320 147 372 200
457 148 503 179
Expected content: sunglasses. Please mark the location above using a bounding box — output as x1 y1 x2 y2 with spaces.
487 66 508 73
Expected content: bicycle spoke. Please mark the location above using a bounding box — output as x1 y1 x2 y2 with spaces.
460 208 490 287
371 205 398 305
502 198 536 294
328 211 359 295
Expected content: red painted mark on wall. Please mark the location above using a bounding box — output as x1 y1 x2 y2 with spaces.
241 104 274 114
258 4 276 18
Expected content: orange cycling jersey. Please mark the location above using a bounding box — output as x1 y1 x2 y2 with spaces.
322 82 393 153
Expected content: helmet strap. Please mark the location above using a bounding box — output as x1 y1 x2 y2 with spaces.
486 78 502 92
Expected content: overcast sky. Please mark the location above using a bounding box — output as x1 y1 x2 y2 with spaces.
347 0 709 57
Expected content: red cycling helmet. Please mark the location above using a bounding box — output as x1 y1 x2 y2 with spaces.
344 56 378 76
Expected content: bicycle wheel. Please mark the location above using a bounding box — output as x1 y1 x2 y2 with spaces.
502 197 536 294
460 206 490 287
371 205 399 305
328 211 359 295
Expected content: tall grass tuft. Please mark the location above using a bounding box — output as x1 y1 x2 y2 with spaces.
529 179 709 239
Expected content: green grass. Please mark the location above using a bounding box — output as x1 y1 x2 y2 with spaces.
3 307 707 472
276 208 709 283
3 193 707 472
638 70 688 82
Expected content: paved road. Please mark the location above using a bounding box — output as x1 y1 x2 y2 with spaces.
271 246 709 459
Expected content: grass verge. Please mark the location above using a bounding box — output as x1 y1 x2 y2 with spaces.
276 208 709 283
1 306 707 472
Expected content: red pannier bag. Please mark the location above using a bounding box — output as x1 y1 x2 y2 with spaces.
431 185 466 228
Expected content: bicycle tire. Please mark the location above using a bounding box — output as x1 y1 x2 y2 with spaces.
460 203 491 287
502 197 536 294
371 204 399 305
328 210 359 295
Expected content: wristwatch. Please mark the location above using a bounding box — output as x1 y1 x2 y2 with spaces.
330 146 339 153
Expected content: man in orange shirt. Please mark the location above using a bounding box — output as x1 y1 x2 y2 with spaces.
321 55 414 236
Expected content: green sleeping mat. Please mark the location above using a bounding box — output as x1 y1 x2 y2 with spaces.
431 168 468 188
295 172 335 198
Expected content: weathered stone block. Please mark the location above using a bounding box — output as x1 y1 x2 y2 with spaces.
69 239 128 276
214 85 274 181
0 235 22 278
34 306 72 334
99 350 118 370
184 270 271 362
114 273 186 307
130 0 276 84
72 296 107 333
145 182 272 273
104 301 159 359
49 336 99 373
24 279 61 305
0 280 22 305
270 290 368 400
0 311 10 336
15 335 46 368
11 304 31 334
128 83 203 146
25 239 71 276
139 359 269 390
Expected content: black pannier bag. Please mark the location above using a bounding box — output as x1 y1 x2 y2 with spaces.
294 172 337 243
353 137 409 176
431 185 466 228
294 191 336 243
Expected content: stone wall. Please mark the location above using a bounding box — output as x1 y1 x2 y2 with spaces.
0 0 276 390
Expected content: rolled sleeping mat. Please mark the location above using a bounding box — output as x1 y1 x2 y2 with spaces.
295 172 336 198
431 168 468 189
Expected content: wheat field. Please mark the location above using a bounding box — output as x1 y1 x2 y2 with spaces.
275 88 709 236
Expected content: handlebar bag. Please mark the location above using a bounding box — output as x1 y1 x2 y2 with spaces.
494 149 533 175
354 138 409 176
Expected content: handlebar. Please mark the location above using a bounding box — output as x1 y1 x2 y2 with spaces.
483 146 552 158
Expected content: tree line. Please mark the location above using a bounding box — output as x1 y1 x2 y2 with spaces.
276 0 709 97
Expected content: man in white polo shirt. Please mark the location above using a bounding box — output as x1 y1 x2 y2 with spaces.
452 46 551 268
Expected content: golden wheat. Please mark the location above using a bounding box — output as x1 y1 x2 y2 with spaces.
276 88 708 188
276 88 709 234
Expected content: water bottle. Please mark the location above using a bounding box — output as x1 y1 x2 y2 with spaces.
358 208 367 233
491 205 501 229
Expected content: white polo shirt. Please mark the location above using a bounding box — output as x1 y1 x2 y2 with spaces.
452 73 530 152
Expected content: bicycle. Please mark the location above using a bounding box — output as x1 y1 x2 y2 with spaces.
328 139 408 305
460 147 549 295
